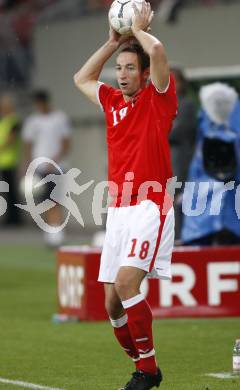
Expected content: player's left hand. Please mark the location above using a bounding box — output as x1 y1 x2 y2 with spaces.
131 1 154 34
109 24 132 47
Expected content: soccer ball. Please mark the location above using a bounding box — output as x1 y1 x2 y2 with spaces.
109 0 143 35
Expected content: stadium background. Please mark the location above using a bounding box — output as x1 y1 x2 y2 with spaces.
0 1 240 390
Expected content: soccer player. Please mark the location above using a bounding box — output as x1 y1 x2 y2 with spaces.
74 2 177 389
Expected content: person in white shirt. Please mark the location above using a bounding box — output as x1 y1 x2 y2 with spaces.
22 90 71 246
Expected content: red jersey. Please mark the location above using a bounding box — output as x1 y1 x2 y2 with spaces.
98 74 178 208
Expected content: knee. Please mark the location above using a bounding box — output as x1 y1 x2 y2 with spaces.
115 279 127 299
115 267 146 301
115 279 137 301
105 295 124 320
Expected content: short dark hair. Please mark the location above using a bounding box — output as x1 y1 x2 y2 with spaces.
119 43 150 72
32 90 51 103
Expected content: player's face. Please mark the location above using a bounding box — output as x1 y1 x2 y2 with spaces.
34 100 50 114
116 52 146 99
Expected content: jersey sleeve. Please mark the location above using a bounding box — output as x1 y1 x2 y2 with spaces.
97 82 115 112
150 73 178 120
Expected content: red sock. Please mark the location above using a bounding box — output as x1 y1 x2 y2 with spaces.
110 314 141 370
122 294 157 375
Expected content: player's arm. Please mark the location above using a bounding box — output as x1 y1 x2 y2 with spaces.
131 1 169 92
74 29 129 104
53 138 71 163
0 122 20 152
22 141 32 174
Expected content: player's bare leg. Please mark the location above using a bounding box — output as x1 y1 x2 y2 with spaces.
104 283 124 319
115 266 146 301
46 203 62 226
115 266 162 389
43 203 64 247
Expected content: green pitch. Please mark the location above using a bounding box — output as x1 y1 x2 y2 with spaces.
0 245 239 390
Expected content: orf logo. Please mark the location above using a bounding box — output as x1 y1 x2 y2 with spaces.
58 265 85 308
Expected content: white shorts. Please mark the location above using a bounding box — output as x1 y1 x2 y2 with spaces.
98 200 174 283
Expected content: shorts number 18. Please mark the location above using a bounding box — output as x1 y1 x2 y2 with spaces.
128 239 150 260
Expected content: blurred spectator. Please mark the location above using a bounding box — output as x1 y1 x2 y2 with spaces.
0 93 21 225
0 2 36 89
157 0 184 23
181 83 240 245
22 90 72 246
170 67 196 239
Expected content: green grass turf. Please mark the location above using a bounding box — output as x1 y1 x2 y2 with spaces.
0 245 240 390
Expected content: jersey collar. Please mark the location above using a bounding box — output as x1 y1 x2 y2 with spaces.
123 86 146 106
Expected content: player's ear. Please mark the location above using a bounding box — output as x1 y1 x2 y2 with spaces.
143 68 150 81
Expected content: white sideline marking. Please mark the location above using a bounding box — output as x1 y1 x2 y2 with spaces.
205 372 239 379
0 377 64 390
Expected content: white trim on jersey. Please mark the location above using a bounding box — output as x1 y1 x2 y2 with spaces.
96 81 104 111
152 76 170 94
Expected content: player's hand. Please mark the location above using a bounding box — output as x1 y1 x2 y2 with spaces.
131 1 154 34
108 24 132 47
